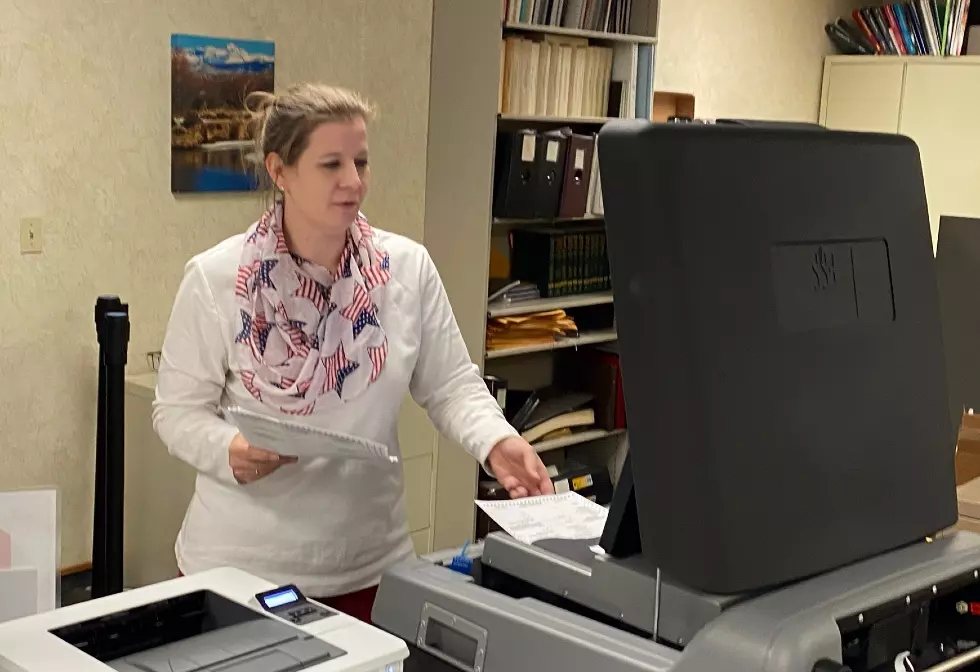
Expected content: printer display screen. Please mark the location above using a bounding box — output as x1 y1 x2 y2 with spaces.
48 589 345 671
261 587 300 609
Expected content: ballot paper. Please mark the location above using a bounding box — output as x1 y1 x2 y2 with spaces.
475 492 609 545
224 406 398 463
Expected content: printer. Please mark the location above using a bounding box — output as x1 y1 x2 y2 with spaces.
373 120 980 672
0 566 407 672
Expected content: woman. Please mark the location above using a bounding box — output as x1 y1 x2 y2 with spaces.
152 82 553 623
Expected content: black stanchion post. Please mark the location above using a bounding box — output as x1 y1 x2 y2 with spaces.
92 296 126 599
103 310 129 596
92 296 121 599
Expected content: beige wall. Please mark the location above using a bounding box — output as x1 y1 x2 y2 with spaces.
656 0 860 121
0 0 432 568
0 0 862 570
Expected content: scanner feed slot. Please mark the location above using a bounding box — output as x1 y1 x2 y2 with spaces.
836 567 980 672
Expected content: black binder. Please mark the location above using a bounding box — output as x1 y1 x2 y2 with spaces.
532 129 568 218
493 129 538 219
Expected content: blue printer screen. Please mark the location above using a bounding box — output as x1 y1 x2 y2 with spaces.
262 588 300 608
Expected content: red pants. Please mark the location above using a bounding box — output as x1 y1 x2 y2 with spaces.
312 585 378 624
178 571 377 624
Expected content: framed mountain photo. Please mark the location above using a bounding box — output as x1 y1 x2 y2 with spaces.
170 33 275 193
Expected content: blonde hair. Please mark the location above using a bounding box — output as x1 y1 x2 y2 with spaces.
245 83 375 193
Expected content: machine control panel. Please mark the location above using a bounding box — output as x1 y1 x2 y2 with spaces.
255 584 335 626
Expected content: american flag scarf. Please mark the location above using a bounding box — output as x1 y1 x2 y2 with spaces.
234 203 391 416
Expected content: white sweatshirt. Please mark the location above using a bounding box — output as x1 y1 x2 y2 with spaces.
152 229 518 597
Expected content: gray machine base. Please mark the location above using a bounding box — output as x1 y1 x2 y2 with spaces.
373 531 980 672
481 533 744 647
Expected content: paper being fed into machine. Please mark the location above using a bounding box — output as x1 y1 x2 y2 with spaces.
224 405 398 463
475 492 609 544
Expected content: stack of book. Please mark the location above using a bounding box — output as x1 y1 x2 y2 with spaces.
507 386 598 444
503 0 635 34
499 36 653 119
508 226 611 299
847 2 972 55
487 279 541 308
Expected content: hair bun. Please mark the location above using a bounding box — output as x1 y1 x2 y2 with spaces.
244 90 276 117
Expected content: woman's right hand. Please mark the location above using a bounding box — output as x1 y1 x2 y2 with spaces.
228 433 298 484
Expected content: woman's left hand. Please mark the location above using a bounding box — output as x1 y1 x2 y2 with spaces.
486 436 555 498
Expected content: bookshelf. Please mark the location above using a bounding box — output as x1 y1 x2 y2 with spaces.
494 214 603 226
486 291 615 318
484 327 618 360
486 0 666 532
503 21 659 45
422 0 668 551
532 427 627 453
499 113 611 123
